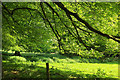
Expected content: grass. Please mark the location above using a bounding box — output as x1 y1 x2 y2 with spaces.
50 63 118 78
2 52 119 79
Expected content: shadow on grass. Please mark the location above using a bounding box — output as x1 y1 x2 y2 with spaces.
2 61 46 79
2 52 119 80
2 61 119 80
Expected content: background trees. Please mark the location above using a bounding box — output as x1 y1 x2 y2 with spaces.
2 2 119 57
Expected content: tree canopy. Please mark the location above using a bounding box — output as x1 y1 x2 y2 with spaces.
2 2 119 55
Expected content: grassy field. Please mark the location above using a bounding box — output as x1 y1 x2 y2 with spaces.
2 52 119 79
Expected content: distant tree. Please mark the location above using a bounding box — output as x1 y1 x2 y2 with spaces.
13 51 21 56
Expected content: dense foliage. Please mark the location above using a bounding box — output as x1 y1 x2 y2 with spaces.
2 2 119 57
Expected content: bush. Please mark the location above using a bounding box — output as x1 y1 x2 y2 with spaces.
95 68 107 77
100 57 118 63
81 58 89 63
66 58 76 63
38 57 54 63
57 59 68 63
8 56 27 62
28 57 40 62
78 49 103 59
88 58 100 63
52 57 68 63
2 55 9 60
46 58 54 63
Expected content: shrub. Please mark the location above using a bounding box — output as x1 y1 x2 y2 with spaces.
52 57 68 63
78 49 103 59
2 55 9 60
88 58 100 63
38 57 54 63
28 57 40 62
81 58 89 63
58 59 68 63
52 57 59 62
8 56 27 62
46 58 54 63
100 57 118 63
66 58 76 63
95 68 107 78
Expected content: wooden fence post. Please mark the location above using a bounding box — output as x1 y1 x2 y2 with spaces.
46 63 50 80
0 54 2 80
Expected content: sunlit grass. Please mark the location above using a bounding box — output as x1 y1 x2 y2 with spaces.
2 52 119 79
49 63 118 78
2 60 118 79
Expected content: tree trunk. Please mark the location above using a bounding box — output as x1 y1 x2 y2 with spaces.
13 51 21 56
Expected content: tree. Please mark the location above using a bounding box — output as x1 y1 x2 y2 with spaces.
13 51 21 56
2 2 119 55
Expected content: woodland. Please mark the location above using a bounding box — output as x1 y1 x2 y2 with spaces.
2 2 120 79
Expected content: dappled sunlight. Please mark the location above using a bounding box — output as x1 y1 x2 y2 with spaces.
2 51 119 79
2 2 119 79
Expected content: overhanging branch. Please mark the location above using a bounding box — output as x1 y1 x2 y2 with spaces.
54 2 120 43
